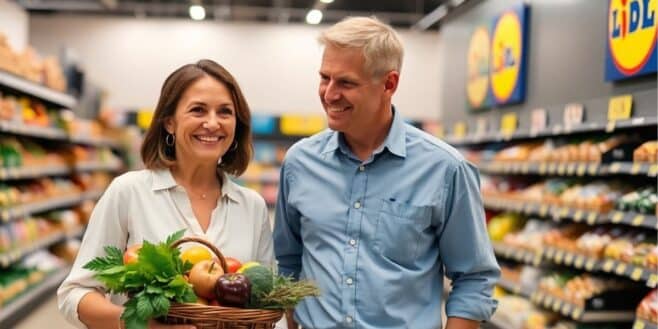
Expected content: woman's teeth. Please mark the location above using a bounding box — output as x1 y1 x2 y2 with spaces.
196 136 220 142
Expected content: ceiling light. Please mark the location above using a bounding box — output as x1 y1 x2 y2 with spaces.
189 5 206 20
306 9 323 25
320 0 334 3
451 0 466 6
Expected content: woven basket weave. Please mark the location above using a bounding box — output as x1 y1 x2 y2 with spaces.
161 237 284 329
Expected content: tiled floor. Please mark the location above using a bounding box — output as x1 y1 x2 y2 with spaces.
14 295 75 329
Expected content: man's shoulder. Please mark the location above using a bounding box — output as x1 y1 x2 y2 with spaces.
405 124 465 165
284 129 334 161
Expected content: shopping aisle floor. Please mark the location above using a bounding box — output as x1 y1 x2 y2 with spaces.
14 295 74 329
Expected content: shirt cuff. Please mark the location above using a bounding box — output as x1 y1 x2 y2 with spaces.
58 288 99 329
445 293 498 322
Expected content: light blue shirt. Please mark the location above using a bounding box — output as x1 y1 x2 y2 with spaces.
274 108 500 329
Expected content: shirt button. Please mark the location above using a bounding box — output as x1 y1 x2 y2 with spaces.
345 277 354 285
345 316 353 323
354 201 361 209
349 239 357 246
358 165 365 171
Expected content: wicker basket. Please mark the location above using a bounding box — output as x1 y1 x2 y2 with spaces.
161 237 284 329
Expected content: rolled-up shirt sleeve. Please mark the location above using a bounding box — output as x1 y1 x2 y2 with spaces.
440 160 500 322
273 159 303 279
57 178 128 329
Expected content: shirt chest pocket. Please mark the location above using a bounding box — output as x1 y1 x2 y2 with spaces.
374 198 432 267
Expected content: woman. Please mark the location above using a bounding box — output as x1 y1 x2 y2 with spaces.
58 60 275 329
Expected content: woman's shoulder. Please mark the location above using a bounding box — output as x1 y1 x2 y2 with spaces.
104 169 161 196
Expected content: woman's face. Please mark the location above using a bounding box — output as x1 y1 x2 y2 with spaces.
165 74 237 166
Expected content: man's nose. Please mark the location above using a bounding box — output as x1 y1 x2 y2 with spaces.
323 81 341 103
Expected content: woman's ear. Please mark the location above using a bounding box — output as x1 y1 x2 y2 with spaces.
164 116 175 134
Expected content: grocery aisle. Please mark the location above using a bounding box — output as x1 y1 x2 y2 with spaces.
14 295 75 329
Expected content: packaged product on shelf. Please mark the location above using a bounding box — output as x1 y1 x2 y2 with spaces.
633 141 658 163
616 188 657 214
487 212 525 241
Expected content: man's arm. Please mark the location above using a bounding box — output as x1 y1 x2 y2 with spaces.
273 159 303 278
440 161 500 324
446 316 480 329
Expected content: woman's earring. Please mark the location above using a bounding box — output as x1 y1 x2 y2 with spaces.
165 133 175 146
231 141 238 152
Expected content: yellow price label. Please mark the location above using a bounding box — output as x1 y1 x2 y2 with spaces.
567 163 576 174
574 256 584 268
649 164 658 177
587 212 598 225
607 94 633 122
631 163 642 174
615 263 627 275
648 274 658 287
585 259 597 271
631 268 644 281
633 320 646 329
137 109 154 129
588 163 599 175
548 163 557 173
603 260 615 272
521 163 529 174
558 163 567 174
555 251 564 263
552 300 561 311
280 115 326 136
573 210 584 222
539 205 549 216
611 212 624 223
561 303 572 316
500 112 518 137
572 308 583 319
577 163 587 176
609 163 621 173
632 215 645 227
539 163 547 174
564 253 574 265
559 207 569 218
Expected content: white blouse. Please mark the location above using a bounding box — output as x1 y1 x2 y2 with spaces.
57 168 275 329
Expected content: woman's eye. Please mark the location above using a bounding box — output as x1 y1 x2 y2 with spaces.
219 108 234 116
190 106 204 113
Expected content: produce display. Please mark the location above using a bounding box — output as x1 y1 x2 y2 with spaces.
537 272 630 308
0 250 67 307
84 230 320 329
634 141 658 163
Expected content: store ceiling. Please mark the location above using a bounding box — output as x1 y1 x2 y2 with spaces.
16 0 469 29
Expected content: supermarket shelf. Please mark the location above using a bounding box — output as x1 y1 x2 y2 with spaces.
0 226 84 268
0 266 71 328
493 243 658 288
492 242 543 266
0 121 68 141
69 135 122 149
0 70 77 108
74 161 122 172
483 196 658 230
478 161 658 177
634 318 658 329
530 290 636 322
446 116 658 146
497 278 532 298
0 191 105 223
0 165 69 180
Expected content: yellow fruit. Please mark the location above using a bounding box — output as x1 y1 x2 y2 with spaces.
180 246 213 266
236 261 261 273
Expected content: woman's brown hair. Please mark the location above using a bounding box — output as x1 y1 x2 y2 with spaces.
140 59 253 176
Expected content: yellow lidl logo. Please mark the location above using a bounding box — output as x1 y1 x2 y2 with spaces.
490 4 529 106
606 0 657 80
466 26 491 109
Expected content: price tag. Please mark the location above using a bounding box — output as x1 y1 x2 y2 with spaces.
577 163 587 176
631 163 642 174
607 94 633 122
632 215 645 227
559 207 569 218
587 212 598 225
555 251 564 264
567 163 577 174
585 259 597 271
500 112 518 137
521 163 530 174
615 263 627 275
572 307 583 319
552 299 561 311
539 163 547 174
539 205 549 217
564 253 574 265
548 163 557 174
633 320 646 329
611 212 624 223
533 252 542 266
561 303 572 316
545 248 555 258
609 163 621 173
564 103 584 130
573 210 584 222
649 164 658 177
544 296 553 307
558 163 567 175
648 274 658 287
280 115 326 136
631 268 644 281
603 260 615 272
574 256 584 268
588 163 599 175
530 108 547 136
453 121 467 139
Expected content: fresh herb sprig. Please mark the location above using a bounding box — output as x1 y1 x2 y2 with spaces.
83 230 196 329
257 275 321 309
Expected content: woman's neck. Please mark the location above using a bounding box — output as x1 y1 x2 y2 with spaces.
170 162 221 191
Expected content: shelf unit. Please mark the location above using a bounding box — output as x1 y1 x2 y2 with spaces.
446 103 657 327
0 70 76 109
0 226 84 268
0 266 71 329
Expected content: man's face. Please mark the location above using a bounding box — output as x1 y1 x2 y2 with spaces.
318 45 388 134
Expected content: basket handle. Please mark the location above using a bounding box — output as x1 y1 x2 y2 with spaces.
171 236 228 273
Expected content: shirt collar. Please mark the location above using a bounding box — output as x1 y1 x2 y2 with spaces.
151 168 240 203
321 107 407 158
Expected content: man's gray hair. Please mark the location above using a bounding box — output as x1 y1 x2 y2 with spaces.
318 16 404 77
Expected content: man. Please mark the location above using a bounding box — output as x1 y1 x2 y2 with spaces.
274 16 500 329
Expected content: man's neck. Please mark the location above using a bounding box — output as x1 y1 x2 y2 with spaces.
343 108 393 162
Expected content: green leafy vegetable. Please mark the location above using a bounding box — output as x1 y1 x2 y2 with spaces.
83 229 195 329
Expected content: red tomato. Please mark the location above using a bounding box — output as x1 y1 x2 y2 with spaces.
225 257 242 273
